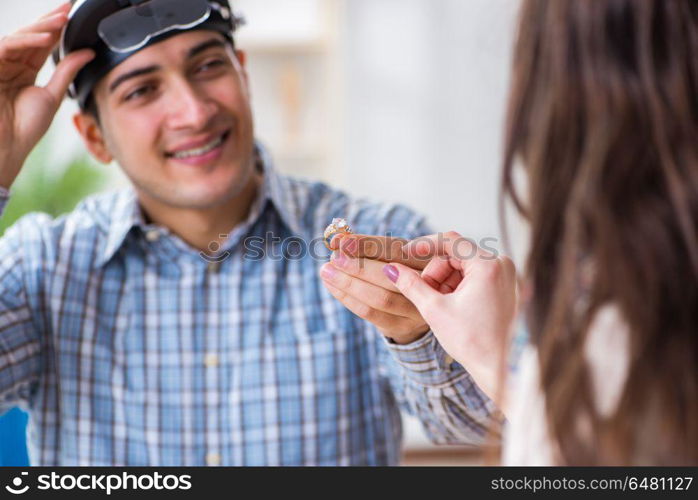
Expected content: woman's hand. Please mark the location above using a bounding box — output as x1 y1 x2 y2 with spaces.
320 233 432 345
0 2 94 188
384 232 519 401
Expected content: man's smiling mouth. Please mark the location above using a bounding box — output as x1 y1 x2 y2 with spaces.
165 130 231 160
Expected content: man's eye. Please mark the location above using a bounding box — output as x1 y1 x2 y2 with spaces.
197 59 225 73
124 85 153 102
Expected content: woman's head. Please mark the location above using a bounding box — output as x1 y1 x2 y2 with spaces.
503 0 698 464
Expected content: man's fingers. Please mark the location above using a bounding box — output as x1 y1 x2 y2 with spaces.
320 263 418 318
31 2 70 27
329 252 399 291
328 233 344 250
41 2 71 20
17 12 68 36
7 8 70 69
45 48 95 105
0 33 55 58
335 234 409 260
334 234 430 271
321 281 416 333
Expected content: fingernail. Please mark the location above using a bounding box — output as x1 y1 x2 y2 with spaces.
321 264 337 280
331 252 347 268
342 238 358 254
383 265 399 284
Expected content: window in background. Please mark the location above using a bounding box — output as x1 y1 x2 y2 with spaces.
235 0 344 185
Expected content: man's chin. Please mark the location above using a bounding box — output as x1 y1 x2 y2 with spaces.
157 169 258 210
162 185 244 210
131 153 258 211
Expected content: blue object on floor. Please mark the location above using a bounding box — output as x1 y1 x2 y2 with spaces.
0 407 29 466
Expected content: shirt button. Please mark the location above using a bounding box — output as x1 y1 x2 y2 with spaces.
207 261 222 273
206 453 221 466
444 354 455 371
204 354 219 368
145 230 161 243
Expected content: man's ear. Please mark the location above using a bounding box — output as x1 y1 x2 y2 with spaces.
235 49 247 67
73 112 113 164
235 49 249 85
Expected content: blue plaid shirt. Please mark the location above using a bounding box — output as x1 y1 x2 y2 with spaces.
0 146 496 466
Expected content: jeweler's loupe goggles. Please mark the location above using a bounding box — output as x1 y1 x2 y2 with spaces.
54 0 244 109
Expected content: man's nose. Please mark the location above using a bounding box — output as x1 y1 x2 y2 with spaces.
166 80 217 130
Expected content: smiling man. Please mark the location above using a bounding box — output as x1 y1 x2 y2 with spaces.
73 29 259 254
0 0 498 466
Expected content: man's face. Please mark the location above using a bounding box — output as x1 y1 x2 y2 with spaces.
86 30 255 210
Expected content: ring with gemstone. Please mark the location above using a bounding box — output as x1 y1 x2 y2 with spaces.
323 218 353 250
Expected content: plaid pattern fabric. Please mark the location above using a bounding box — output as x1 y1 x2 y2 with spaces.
0 146 497 465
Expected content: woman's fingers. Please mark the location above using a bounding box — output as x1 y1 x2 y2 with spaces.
406 231 495 264
322 281 416 334
421 256 463 293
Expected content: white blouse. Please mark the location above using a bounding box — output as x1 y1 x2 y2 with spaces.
503 305 631 465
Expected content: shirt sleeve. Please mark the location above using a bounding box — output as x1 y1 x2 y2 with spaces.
367 207 502 445
0 189 42 416
380 331 501 445
0 185 11 213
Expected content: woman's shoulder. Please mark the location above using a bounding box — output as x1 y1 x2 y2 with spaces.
502 345 556 465
503 305 631 465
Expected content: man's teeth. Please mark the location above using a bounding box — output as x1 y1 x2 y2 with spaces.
171 135 225 159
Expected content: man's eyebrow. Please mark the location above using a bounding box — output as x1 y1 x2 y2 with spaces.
187 38 228 59
109 66 160 94
108 39 227 94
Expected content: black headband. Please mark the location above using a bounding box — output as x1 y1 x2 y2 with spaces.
54 0 242 109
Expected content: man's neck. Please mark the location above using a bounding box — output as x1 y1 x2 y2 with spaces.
136 172 262 253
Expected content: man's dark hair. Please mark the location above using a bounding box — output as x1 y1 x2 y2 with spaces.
84 93 101 124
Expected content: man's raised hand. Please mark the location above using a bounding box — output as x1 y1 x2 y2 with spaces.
0 2 94 188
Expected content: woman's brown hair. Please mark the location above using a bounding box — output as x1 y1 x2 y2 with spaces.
502 0 698 464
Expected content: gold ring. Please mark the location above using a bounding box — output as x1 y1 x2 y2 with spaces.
323 218 353 250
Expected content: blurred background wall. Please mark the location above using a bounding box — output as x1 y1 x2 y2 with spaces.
0 0 521 465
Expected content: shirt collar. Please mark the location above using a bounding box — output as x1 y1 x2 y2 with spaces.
256 143 308 239
96 142 309 267
97 189 143 267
